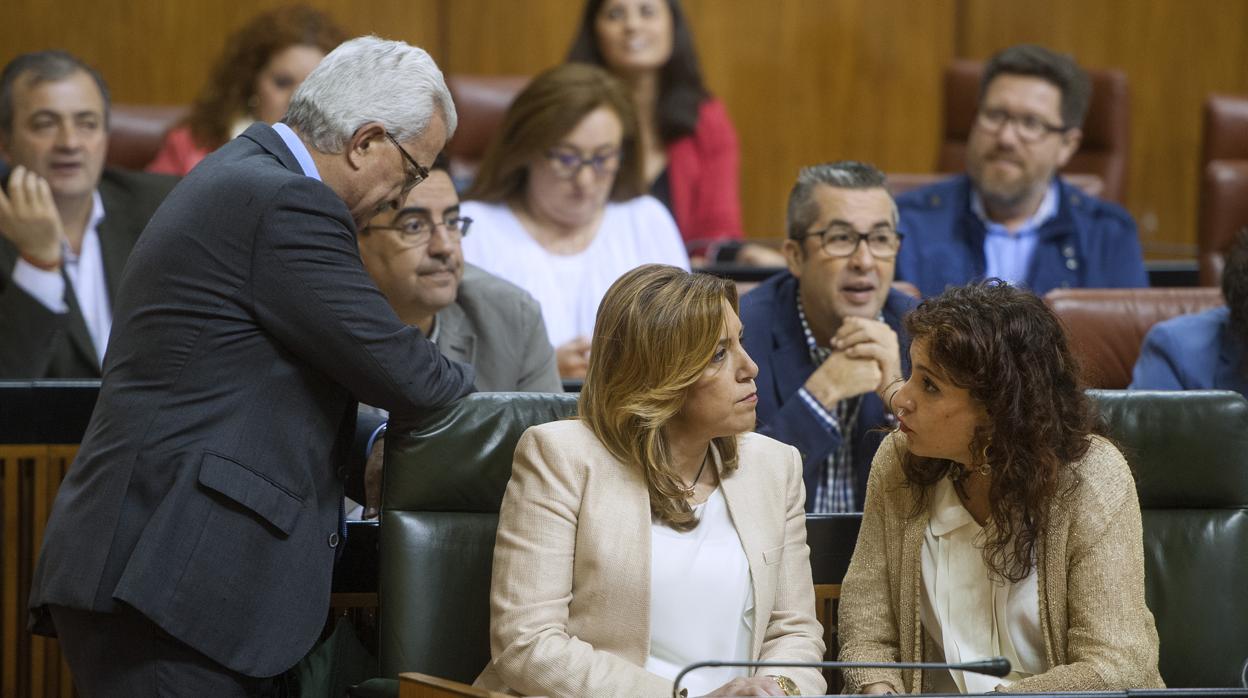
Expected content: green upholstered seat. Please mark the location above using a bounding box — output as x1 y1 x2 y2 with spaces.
377 392 578 684
1090 389 1248 688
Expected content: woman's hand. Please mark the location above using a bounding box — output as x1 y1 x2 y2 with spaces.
702 676 788 696
860 681 897 694
555 337 591 379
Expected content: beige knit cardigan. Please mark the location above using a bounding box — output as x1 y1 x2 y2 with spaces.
838 432 1164 692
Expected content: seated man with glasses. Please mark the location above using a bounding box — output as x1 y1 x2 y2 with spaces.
353 152 561 518
896 44 1147 297
741 161 917 512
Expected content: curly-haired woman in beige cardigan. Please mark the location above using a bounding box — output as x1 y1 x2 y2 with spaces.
838 281 1163 693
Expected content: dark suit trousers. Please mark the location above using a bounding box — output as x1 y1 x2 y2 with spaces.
49 604 284 697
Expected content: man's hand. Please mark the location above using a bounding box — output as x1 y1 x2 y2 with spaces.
555 336 591 379
0 165 65 266
363 436 384 519
833 317 904 402
803 350 882 408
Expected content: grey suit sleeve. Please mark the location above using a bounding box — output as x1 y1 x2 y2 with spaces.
515 299 562 393
251 178 474 411
0 268 72 378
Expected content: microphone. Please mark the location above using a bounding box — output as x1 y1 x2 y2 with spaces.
671 657 1011 697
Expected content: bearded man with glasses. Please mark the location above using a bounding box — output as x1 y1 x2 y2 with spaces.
896 44 1147 298
740 161 917 513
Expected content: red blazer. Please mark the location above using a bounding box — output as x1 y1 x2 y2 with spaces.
666 97 744 253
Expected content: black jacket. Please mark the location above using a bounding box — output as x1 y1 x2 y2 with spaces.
0 166 177 377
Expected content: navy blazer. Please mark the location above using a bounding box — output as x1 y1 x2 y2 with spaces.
1129 306 1247 398
740 271 917 511
895 174 1148 297
29 123 475 677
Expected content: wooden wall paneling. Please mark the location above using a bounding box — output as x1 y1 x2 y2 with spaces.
684 0 957 237
0 445 78 698
957 0 1248 258
0 0 443 105
441 0 583 76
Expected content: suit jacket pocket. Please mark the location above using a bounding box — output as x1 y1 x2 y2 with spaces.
763 544 785 565
198 452 304 536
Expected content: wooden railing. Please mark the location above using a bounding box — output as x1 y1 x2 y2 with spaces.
1 444 77 698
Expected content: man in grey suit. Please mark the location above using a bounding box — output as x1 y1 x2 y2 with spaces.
0 51 177 378
355 153 560 517
28 37 475 696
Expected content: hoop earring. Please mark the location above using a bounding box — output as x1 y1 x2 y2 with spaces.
977 441 993 476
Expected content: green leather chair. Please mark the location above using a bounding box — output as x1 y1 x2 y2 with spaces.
1090 389 1248 687
372 392 578 689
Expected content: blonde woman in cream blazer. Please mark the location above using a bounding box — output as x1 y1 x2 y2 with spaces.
475 265 826 697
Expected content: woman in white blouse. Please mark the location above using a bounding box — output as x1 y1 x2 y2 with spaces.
838 281 1164 693
475 265 825 697
461 63 689 380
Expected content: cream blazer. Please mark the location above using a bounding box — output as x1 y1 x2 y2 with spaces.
838 432 1164 692
474 420 827 697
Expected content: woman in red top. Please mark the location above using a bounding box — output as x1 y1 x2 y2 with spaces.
147 6 345 176
569 0 780 265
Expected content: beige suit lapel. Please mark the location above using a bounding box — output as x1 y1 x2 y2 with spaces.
900 508 929 692
584 440 658 665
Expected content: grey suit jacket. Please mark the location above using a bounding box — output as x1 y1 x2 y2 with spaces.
28 123 475 677
0 167 177 377
435 264 560 393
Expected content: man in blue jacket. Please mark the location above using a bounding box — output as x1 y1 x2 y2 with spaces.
896 44 1147 297
742 162 917 512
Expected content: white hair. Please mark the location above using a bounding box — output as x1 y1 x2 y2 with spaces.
285 36 456 153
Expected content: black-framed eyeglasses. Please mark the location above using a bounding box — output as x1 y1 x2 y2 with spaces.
366 215 473 246
975 108 1070 143
793 223 904 259
544 147 621 179
384 131 430 193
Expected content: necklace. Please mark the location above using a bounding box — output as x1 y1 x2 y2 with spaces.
680 452 710 497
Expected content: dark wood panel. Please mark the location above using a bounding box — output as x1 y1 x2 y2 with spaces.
442 0 581 75
685 0 956 236
0 0 442 104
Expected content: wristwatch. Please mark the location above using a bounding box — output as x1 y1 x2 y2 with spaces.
765 674 800 696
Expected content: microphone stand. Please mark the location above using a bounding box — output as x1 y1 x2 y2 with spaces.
672 657 1012 697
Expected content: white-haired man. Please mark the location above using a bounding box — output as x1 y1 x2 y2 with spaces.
28 37 475 696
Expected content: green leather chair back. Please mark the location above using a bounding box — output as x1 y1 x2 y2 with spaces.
1090 389 1248 687
378 392 579 683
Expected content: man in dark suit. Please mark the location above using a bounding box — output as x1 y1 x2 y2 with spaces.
0 50 177 378
29 37 475 696
741 162 916 512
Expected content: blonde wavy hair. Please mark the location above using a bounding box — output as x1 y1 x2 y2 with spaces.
579 264 740 531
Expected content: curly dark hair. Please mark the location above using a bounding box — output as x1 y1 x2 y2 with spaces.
1224 228 1248 374
185 5 346 150
566 0 709 143
901 281 1097 583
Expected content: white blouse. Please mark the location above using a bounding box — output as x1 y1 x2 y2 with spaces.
919 477 1048 692
459 197 690 348
644 487 754 697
